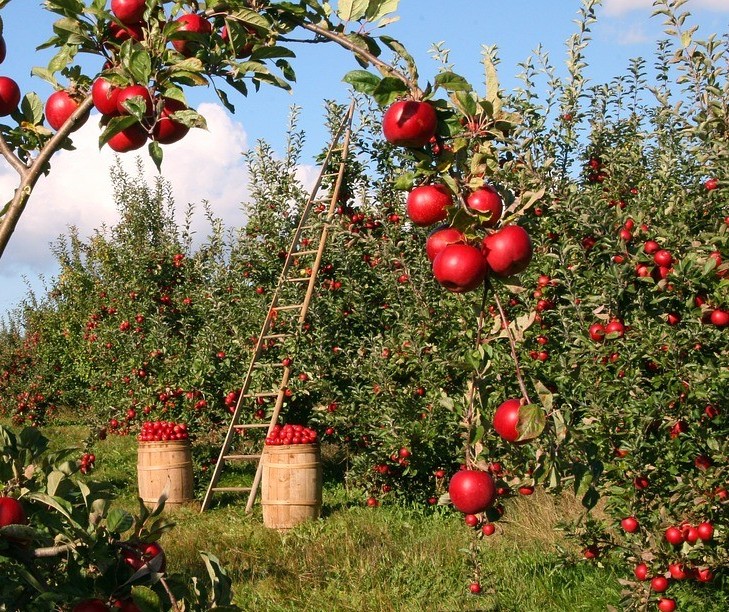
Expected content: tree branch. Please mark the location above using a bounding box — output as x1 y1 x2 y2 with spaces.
293 21 422 98
0 94 94 259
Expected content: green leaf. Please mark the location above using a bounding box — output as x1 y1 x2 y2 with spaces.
250 46 296 61
372 76 408 107
379 35 417 81
337 0 369 21
46 470 65 497
393 172 415 190
434 71 472 93
366 0 400 22
226 8 272 30
130 586 162 612
148 140 163 172
98 115 139 148
516 404 546 442
107 508 134 534
127 49 152 86
201 551 234 606
451 91 478 116
342 70 381 95
21 93 45 126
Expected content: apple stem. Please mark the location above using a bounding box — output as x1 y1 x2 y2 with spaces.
488 280 533 406
294 20 421 98
159 576 179 609
463 281 490 467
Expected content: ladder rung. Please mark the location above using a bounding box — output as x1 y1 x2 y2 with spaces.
223 454 262 461
286 277 311 283
212 487 253 493
261 333 288 340
274 304 304 311
234 423 270 429
242 391 279 399
252 362 285 369
295 249 319 256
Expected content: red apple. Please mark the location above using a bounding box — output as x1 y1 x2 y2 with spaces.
382 100 437 148
107 123 148 152
92 78 121 116
695 567 714 582
653 250 673 267
621 517 639 533
604 320 625 338
406 184 452 227
492 398 522 442
705 177 719 191
466 185 503 227
425 225 466 262
0 76 20 116
696 522 714 541
643 240 660 254
634 563 649 581
111 0 146 25
481 225 533 277
221 24 255 59
668 563 689 580
589 323 605 342
171 13 213 57
710 308 729 327
122 541 166 572
582 545 599 559
432 244 488 293
152 98 190 144
650 576 669 592
657 598 676 612
45 90 88 131
664 526 684 546
116 84 153 116
448 469 496 514
0 496 27 529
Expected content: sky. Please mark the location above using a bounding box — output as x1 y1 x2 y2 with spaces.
0 0 728 318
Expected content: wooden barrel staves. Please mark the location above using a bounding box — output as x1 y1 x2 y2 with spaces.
261 444 322 530
137 440 194 509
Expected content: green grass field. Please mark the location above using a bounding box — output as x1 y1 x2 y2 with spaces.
29 420 630 611
9 419 724 611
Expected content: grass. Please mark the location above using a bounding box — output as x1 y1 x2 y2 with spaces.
8 419 728 611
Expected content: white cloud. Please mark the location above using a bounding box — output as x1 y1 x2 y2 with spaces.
0 102 249 290
613 23 652 45
603 0 729 16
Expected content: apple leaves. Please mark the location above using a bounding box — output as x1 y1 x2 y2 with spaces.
516 403 546 442
337 0 400 23
343 71 407 106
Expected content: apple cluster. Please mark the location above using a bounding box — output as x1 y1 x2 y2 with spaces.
0 31 21 118
265 423 318 445
79 452 96 475
137 420 189 442
39 0 261 152
382 100 533 294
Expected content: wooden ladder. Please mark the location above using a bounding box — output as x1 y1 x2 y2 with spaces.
200 101 356 513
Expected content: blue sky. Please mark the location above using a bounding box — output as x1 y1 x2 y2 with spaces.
0 0 728 318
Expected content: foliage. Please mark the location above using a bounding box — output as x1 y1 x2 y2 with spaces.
0 423 236 610
0 0 728 609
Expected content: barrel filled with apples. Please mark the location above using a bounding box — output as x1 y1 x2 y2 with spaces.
136 420 194 509
261 424 322 530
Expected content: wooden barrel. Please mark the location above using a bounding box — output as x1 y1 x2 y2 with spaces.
261 444 322 530
137 440 194 509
